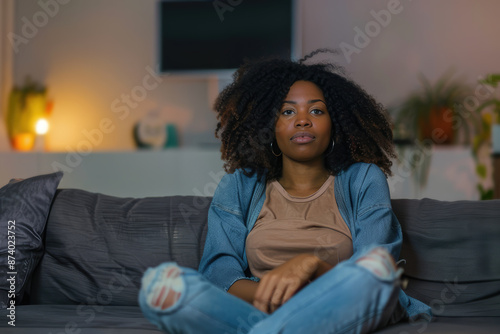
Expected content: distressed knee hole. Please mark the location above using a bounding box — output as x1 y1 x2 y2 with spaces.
356 247 400 280
145 265 184 310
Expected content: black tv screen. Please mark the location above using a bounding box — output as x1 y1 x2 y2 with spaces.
158 0 295 73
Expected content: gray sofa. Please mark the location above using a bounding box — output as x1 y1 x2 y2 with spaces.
0 174 499 333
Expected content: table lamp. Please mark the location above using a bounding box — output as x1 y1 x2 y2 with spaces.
34 118 49 151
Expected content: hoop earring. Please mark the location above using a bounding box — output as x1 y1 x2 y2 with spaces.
271 142 282 157
326 139 335 155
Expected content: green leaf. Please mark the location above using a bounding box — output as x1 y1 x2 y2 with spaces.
476 183 494 200
476 164 487 178
481 189 495 200
479 74 500 88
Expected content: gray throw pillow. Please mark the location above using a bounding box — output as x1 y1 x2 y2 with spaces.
0 172 63 309
29 189 210 306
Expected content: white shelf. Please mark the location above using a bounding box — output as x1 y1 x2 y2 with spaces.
0 148 224 198
0 146 480 200
389 145 479 200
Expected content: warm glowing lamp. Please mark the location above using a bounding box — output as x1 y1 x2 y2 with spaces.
35 118 49 135
34 118 49 151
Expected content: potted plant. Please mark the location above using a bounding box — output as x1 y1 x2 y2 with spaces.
393 70 475 145
472 74 500 200
390 70 480 190
5 78 52 151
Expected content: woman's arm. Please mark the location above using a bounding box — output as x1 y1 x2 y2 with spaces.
312 257 334 279
338 163 403 261
199 170 267 292
228 279 259 304
233 254 333 313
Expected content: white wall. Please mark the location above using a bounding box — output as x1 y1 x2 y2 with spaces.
301 0 500 107
7 0 500 152
3 0 500 199
10 0 219 151
0 0 14 152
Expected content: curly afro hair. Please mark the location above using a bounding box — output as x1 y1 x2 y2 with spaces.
214 49 396 181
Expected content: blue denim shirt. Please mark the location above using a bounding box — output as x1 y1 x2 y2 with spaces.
198 162 432 319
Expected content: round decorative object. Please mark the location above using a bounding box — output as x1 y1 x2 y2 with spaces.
133 111 168 149
133 112 179 149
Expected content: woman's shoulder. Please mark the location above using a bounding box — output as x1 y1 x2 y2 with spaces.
336 162 388 197
213 169 267 203
336 162 391 205
218 168 266 187
338 162 385 181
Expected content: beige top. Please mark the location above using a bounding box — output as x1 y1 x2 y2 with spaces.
246 176 353 279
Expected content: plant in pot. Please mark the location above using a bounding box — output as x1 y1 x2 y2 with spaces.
393 70 475 145
472 74 500 200
5 78 52 151
390 70 477 189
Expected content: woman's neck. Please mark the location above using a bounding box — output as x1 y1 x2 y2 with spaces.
278 161 331 197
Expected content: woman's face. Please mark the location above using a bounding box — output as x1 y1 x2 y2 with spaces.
275 80 332 163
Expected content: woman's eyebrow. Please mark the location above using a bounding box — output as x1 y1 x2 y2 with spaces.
282 99 326 104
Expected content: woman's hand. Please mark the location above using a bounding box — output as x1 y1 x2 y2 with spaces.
253 254 320 313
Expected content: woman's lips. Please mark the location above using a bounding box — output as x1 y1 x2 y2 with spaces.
290 132 315 144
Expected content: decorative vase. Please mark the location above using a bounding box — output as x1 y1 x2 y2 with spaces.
164 123 178 148
11 133 36 151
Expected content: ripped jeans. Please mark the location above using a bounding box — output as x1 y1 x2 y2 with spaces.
139 248 404 334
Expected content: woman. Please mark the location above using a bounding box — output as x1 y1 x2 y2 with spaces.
139 50 432 333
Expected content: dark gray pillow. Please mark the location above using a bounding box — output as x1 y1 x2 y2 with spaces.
0 172 63 309
30 189 210 306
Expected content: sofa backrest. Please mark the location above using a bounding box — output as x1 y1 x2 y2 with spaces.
28 189 500 318
391 198 500 317
29 189 210 306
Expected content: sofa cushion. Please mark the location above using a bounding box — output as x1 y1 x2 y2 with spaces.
391 198 500 317
375 316 500 334
0 305 162 333
0 172 63 309
30 189 210 306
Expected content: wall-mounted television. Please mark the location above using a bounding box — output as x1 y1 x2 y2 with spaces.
158 0 299 75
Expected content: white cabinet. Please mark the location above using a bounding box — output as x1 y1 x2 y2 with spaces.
389 145 479 200
0 146 480 200
0 149 224 198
